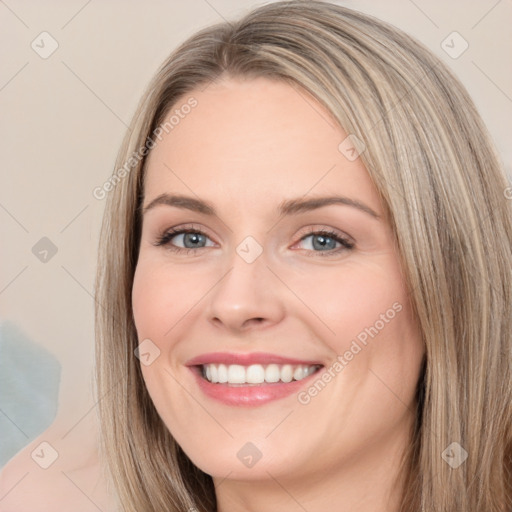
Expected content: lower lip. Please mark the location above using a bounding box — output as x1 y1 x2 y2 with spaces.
189 366 322 407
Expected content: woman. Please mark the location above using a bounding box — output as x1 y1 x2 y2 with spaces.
94 1 512 511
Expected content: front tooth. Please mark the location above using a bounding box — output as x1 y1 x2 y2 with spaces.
265 364 280 383
205 365 212 381
246 364 265 384
280 364 293 383
228 364 246 384
217 364 228 383
210 365 219 383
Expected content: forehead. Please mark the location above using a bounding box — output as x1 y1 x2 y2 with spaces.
143 77 380 213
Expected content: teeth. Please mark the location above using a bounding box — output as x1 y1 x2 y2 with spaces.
218 364 228 383
201 363 320 385
281 364 293 383
227 364 245 384
293 366 305 380
265 364 280 383
246 364 265 384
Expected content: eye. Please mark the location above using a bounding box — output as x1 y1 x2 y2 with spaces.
294 228 354 257
153 225 354 257
154 225 215 254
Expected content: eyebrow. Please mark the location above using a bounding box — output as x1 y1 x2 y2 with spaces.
142 193 380 219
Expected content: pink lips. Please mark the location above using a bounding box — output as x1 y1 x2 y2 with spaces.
186 351 323 367
186 351 323 407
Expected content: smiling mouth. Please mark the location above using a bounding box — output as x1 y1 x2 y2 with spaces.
199 363 323 386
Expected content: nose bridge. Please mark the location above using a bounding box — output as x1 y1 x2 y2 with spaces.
206 237 285 330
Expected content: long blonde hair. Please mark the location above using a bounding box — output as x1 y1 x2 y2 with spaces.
94 1 512 510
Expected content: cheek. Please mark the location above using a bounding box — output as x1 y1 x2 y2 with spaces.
132 265 163 339
131 259 200 338
288 259 411 347
292 258 423 394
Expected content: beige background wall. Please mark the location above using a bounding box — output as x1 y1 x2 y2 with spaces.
1 0 511 457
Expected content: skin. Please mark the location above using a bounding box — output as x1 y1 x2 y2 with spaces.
132 76 425 512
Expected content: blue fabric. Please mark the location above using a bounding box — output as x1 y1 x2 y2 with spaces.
0 321 60 467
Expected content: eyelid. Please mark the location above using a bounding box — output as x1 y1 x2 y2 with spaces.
153 223 217 247
291 226 355 256
296 225 355 244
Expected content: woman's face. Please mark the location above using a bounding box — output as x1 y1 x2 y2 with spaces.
132 76 424 484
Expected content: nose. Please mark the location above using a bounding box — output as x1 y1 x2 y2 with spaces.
206 246 286 333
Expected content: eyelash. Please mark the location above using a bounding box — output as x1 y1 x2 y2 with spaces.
153 225 355 257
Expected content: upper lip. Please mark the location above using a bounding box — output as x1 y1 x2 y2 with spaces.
186 352 323 367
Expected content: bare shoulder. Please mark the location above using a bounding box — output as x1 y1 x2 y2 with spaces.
0 416 118 512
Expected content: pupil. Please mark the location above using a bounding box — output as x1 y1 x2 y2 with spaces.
184 233 204 248
313 235 335 250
